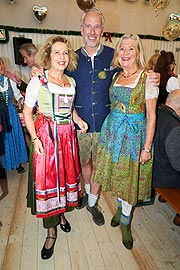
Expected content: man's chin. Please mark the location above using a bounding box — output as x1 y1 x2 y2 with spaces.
87 42 99 49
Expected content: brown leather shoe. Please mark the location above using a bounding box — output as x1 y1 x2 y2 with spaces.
158 195 166 203
173 213 180 226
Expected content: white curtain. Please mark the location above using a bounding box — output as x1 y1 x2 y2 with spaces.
0 31 180 83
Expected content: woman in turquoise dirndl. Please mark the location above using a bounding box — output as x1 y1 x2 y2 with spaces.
94 34 159 249
23 36 88 260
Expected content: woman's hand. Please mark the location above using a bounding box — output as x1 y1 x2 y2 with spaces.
16 97 24 110
33 138 45 155
139 149 151 165
5 70 22 85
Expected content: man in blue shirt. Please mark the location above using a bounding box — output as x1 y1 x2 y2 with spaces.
66 8 119 226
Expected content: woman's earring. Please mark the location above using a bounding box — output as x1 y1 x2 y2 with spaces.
136 57 140 66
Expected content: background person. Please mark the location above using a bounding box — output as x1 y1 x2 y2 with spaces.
19 43 38 69
5 43 39 151
146 50 160 71
152 89 180 226
154 50 179 104
0 57 28 174
23 36 88 260
4 43 38 94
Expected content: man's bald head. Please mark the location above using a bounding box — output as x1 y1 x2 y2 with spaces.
166 89 180 116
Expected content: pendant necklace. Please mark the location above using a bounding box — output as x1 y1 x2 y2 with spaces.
123 69 139 79
61 83 68 104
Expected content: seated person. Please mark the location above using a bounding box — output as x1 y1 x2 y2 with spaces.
153 89 180 226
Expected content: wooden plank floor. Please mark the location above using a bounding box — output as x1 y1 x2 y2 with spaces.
0 163 180 270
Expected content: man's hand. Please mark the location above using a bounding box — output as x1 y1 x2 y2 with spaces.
30 64 44 78
77 119 88 134
16 97 24 110
147 70 160 87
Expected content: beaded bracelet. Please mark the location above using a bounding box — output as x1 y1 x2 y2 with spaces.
142 147 151 153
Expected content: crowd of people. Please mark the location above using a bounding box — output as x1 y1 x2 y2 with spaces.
0 7 179 261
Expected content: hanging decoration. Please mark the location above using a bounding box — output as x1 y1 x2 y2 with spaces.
169 13 180 22
76 0 96 11
105 32 112 43
32 5 48 23
162 13 180 41
163 21 180 41
150 0 170 11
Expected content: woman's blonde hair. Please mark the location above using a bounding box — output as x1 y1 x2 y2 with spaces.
35 36 78 71
146 51 160 71
111 33 146 69
0 57 4 65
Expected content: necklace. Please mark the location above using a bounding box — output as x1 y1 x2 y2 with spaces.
60 83 68 104
122 69 139 79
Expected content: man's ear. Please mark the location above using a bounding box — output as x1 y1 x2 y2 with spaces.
80 26 84 36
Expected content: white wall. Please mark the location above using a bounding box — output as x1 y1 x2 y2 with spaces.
0 0 179 36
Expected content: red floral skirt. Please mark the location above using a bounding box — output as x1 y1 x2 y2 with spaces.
34 114 80 218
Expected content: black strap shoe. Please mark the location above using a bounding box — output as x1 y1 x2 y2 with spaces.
41 236 56 260
59 214 71 233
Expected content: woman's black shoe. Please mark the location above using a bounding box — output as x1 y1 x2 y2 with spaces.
41 236 56 260
59 214 71 233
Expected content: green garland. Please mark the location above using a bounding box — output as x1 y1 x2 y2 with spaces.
0 25 179 43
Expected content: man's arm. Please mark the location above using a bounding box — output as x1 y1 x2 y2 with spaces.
165 126 180 171
17 80 27 93
5 70 27 93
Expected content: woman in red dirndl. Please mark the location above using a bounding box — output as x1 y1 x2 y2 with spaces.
23 36 88 260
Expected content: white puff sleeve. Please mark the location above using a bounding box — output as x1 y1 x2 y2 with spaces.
166 77 180 93
24 77 40 108
145 78 159 99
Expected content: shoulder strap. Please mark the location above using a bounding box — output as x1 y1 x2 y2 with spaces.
65 75 76 87
110 72 120 88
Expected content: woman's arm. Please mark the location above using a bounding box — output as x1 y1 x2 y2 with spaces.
140 97 157 165
9 79 23 101
23 78 44 155
23 104 45 155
